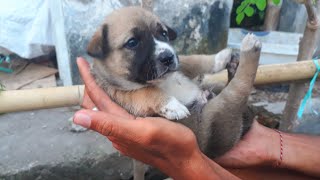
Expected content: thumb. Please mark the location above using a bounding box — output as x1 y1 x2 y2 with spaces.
73 109 135 138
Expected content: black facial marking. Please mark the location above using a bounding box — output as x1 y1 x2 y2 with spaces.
165 25 177 41
127 30 157 84
155 23 169 42
126 22 177 84
154 22 177 42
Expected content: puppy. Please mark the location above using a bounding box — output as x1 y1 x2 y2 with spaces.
87 6 260 180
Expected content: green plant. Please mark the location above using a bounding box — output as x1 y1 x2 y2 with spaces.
236 0 281 25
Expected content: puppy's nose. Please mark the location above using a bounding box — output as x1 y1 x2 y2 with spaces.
159 50 174 66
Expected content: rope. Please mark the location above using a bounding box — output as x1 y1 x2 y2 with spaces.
0 54 13 73
297 58 320 119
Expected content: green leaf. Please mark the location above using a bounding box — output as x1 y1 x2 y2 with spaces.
250 0 257 3
236 12 245 25
244 6 255 17
272 0 280 5
236 0 250 14
236 4 246 14
256 0 267 11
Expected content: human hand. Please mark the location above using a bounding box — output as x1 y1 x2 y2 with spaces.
75 57 211 180
215 120 279 168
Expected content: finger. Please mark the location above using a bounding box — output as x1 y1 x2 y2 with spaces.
73 109 139 139
77 57 132 118
77 57 112 111
81 88 96 109
112 143 127 155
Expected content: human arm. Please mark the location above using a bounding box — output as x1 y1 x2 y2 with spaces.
215 120 320 178
274 131 320 177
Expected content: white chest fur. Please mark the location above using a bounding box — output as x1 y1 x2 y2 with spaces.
157 72 201 106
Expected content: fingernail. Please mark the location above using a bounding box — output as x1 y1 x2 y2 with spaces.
73 112 91 128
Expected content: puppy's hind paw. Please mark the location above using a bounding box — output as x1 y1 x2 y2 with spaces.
226 53 240 82
159 97 190 120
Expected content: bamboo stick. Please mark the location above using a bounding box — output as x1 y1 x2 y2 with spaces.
202 59 319 85
0 86 84 113
0 60 318 113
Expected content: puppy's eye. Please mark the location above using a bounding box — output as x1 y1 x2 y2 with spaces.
161 31 168 38
125 38 139 49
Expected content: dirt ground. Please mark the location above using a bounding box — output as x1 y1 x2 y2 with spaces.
250 81 320 103
248 81 320 134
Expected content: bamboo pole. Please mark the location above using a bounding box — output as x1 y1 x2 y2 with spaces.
0 60 318 114
0 86 84 113
201 60 320 85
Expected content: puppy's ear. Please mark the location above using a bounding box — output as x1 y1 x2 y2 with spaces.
87 25 109 59
166 25 177 41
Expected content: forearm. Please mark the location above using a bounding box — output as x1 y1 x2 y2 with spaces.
274 132 320 177
257 123 320 177
162 150 239 180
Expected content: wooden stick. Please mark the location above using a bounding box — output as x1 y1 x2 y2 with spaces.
281 0 320 131
0 86 84 113
263 0 282 31
201 60 320 85
0 60 319 114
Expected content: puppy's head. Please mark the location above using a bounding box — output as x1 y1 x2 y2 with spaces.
87 6 178 89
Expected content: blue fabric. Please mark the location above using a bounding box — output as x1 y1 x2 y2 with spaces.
297 59 320 119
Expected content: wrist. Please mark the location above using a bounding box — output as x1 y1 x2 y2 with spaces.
262 126 282 166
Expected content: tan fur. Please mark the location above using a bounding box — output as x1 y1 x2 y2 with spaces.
179 55 217 79
107 85 167 116
179 49 232 79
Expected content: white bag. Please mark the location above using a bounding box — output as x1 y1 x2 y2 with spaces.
0 0 54 58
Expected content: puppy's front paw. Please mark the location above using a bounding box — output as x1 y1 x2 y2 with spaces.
212 48 232 73
159 97 190 120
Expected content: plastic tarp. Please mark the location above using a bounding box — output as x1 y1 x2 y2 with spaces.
0 0 54 58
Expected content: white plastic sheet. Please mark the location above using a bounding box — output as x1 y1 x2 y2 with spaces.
0 0 54 58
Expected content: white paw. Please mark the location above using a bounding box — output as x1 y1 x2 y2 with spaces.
213 48 232 72
159 97 190 120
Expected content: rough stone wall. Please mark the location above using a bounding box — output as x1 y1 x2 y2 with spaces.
62 0 233 84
